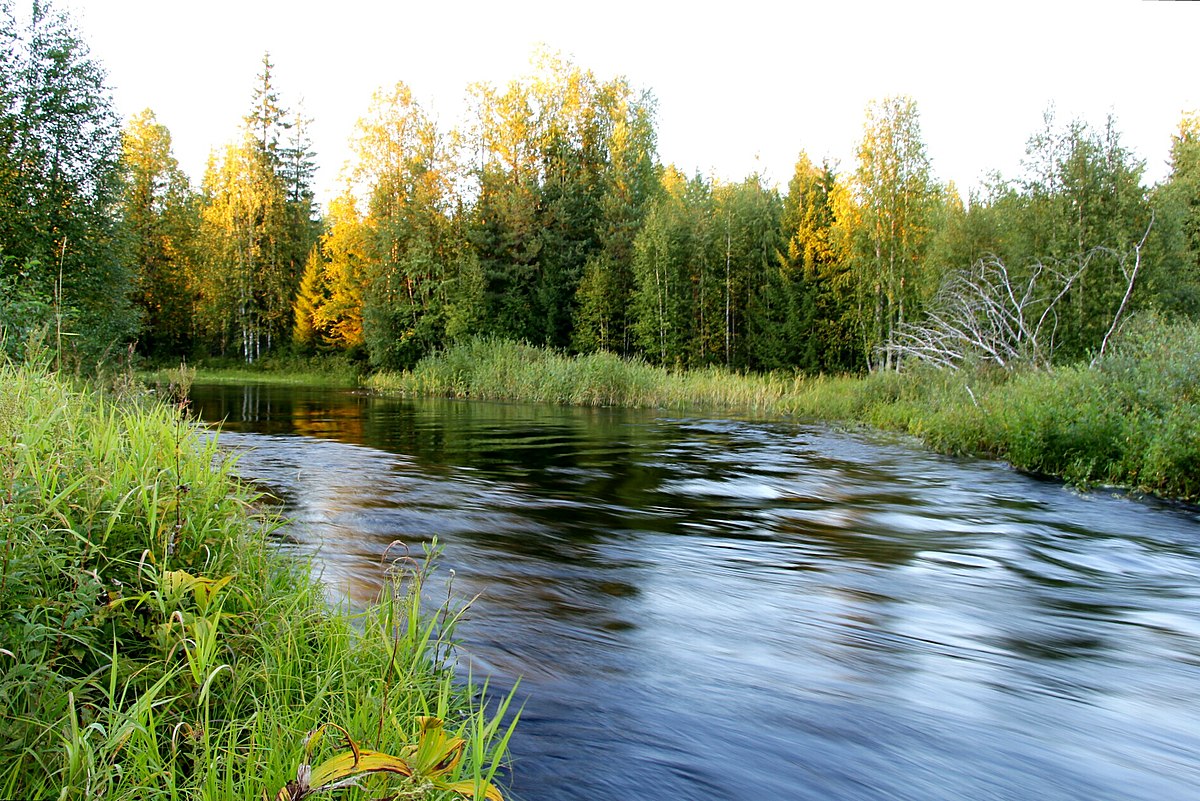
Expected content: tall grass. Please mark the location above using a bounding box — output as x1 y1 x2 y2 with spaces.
0 357 514 800
370 322 1200 501
369 337 797 413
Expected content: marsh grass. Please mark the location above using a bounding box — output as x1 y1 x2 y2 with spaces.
370 337 795 414
370 323 1200 501
0 359 514 800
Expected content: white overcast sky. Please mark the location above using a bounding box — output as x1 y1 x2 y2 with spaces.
52 0 1200 207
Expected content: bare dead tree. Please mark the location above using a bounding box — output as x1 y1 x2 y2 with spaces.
1092 213 1153 367
883 255 1086 371
884 218 1153 372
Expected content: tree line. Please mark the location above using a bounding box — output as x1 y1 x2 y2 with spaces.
3 1 1200 374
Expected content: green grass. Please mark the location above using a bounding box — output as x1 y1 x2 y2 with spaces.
369 337 797 414
0 357 515 800
370 322 1200 502
142 352 365 389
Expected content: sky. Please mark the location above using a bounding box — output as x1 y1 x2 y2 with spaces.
50 0 1200 207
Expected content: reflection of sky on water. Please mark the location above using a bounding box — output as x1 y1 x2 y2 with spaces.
195 384 1200 801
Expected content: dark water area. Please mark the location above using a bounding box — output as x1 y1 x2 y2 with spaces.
190 382 1200 801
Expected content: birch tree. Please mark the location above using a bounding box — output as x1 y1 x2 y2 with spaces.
848 96 938 369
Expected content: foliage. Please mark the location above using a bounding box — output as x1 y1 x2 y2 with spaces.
194 55 319 363
844 96 940 368
12 1 1200 389
0 359 514 798
292 244 332 351
369 336 798 413
786 314 1200 500
275 715 514 801
350 82 452 371
0 0 135 364
120 108 199 358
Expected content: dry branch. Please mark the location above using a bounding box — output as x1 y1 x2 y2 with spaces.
884 218 1152 371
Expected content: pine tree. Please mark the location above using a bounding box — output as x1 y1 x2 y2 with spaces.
292 244 330 350
195 55 319 361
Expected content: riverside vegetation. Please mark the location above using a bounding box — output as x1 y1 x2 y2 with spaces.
6 4 1200 495
369 314 1200 503
0 353 516 800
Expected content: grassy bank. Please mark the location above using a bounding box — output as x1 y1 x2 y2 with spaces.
142 353 365 388
0 359 514 800
369 321 1200 502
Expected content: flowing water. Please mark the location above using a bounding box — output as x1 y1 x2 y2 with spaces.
190 382 1200 801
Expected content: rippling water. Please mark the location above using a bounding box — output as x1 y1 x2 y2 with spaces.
191 382 1200 801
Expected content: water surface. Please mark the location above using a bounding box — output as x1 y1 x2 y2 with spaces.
191 382 1200 801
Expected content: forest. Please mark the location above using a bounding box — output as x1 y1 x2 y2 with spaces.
3 1 1200 378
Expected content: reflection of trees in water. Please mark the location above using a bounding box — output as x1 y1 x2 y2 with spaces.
190 383 372 443
193 384 960 571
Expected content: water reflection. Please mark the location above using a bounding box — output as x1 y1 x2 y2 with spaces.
192 383 1200 801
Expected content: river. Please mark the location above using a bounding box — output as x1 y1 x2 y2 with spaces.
189 381 1200 801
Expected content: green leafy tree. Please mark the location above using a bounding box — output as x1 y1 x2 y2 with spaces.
349 82 452 369
718 174 783 369
1147 111 1200 318
459 53 659 350
196 139 288 360
949 110 1153 363
1020 112 1149 359
575 91 660 354
631 168 696 365
0 0 134 361
120 109 198 357
752 154 859 372
195 56 317 361
846 96 939 369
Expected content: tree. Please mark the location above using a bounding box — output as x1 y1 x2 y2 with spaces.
292 244 331 350
959 110 1154 362
1148 111 1200 318
752 154 859 372
196 139 288 360
195 56 317 361
349 82 451 369
718 174 783 369
888 221 1151 371
0 0 134 361
318 190 369 349
847 96 938 369
120 109 198 357
458 53 660 350
631 168 696 365
574 89 659 354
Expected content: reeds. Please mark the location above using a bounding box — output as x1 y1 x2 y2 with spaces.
368 337 795 413
0 358 514 799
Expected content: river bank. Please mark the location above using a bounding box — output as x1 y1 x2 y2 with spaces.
366 318 1200 503
0 359 513 800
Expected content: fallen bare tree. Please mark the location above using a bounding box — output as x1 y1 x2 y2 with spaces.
883 219 1152 371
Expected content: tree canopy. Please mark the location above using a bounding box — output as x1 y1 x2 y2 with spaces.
5 2 1198 375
